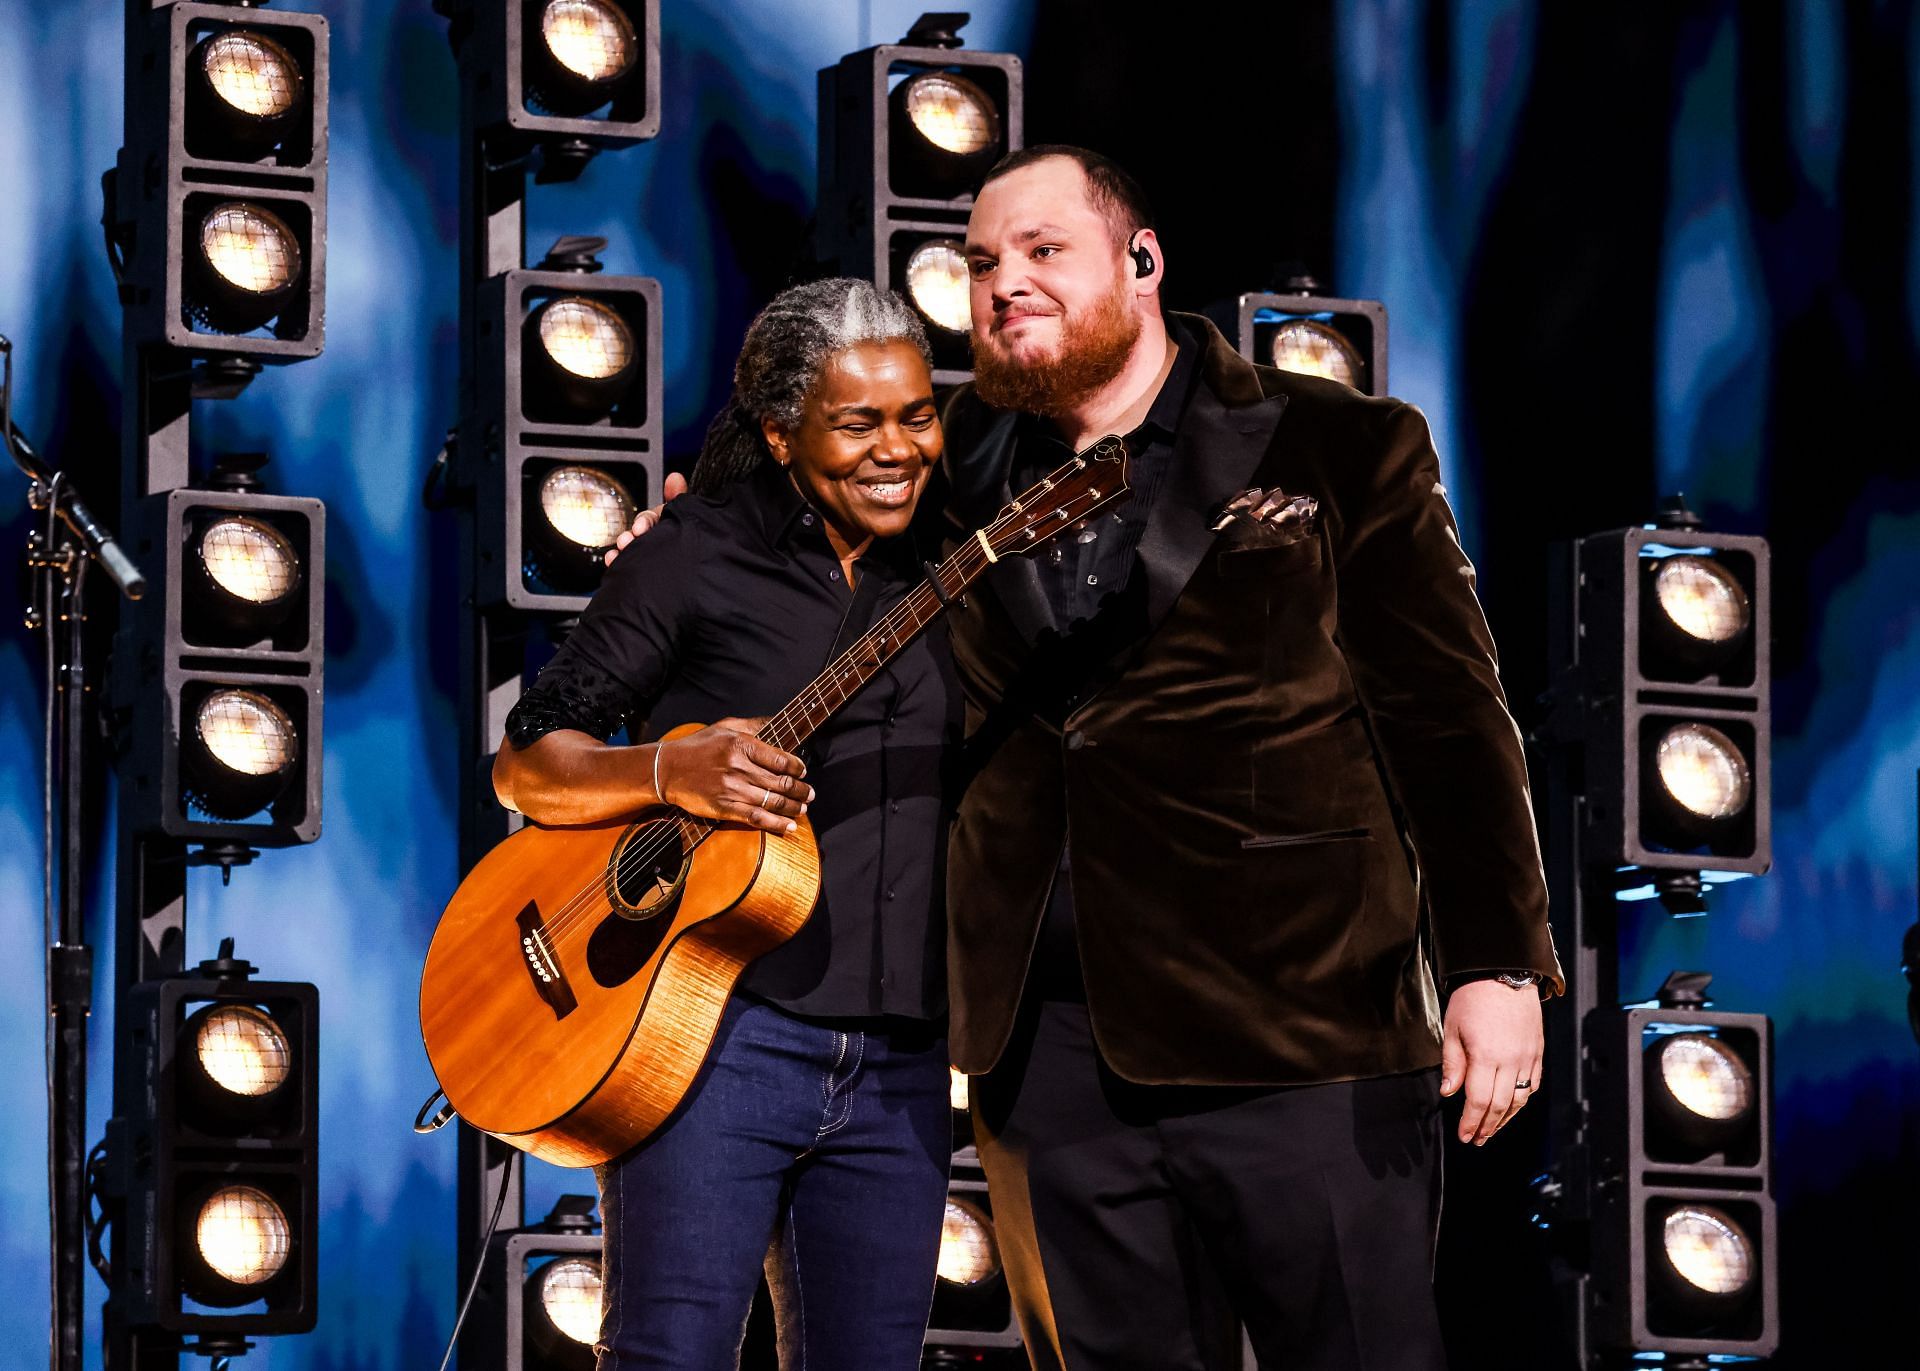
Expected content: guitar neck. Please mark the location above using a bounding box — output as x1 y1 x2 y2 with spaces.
759 537 994 755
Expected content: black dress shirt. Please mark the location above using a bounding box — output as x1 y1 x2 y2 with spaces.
503 459 959 1021
1005 318 1202 1001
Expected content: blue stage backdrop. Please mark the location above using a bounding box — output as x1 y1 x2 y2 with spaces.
1 3 1914 1367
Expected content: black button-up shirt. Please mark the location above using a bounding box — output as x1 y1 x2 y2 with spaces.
1005 318 1202 1000
504 460 959 1020
1009 320 1199 629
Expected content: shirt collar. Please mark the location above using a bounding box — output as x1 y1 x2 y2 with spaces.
746 457 918 576
1138 313 1201 443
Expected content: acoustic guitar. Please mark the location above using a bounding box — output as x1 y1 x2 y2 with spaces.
419 437 1131 1167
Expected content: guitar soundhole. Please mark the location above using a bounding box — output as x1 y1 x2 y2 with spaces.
607 819 691 922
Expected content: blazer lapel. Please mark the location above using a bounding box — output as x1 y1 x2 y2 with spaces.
944 410 1055 645
1135 382 1290 631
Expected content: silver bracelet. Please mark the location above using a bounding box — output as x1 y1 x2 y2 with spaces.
652 741 667 805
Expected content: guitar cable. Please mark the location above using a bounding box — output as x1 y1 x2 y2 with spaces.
434 1159 515 1371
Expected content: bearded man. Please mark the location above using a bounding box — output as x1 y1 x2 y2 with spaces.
937 145 1564 1370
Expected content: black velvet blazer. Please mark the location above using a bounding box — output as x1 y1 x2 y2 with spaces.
938 314 1564 1086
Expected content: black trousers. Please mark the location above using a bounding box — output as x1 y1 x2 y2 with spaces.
973 999 1446 1371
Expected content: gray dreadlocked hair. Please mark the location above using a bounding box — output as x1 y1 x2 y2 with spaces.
689 278 933 496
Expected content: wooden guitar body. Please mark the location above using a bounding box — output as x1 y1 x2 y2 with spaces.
419 723 821 1168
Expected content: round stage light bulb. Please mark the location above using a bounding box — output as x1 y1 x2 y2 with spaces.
903 73 998 155
196 1005 292 1098
905 240 971 334
200 203 301 296
197 1185 291 1286
538 1257 605 1345
541 0 637 83
949 1067 970 1113
937 1199 999 1286
1662 1206 1753 1296
1267 319 1363 389
197 690 299 779
541 466 636 551
1655 723 1751 821
1654 556 1750 645
200 516 298 606
1658 1033 1753 1123
200 31 301 119
538 298 634 381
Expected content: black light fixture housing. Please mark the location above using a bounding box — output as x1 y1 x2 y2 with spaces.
924 1163 1021 1354
888 66 1006 199
181 489 310 648
483 1195 605 1371
1584 983 1777 1358
104 947 318 1335
520 290 644 421
468 239 661 612
454 0 659 182
1554 514 1772 877
1232 281 1389 397
817 12 1024 385
114 461 325 850
111 2 328 363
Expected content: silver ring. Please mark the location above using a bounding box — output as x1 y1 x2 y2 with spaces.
761 787 773 810
1514 1079 1533 1091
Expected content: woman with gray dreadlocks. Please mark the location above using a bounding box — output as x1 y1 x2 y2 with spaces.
492 278 957 1369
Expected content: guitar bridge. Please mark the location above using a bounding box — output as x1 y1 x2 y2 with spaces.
516 900 577 1020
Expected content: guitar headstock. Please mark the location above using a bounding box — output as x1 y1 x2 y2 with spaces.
984 434 1132 561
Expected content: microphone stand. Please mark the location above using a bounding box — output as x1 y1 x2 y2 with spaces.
5 336 145 1371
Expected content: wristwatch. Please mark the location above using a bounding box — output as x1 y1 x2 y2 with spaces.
1491 970 1542 990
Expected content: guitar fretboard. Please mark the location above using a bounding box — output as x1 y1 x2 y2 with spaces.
761 538 992 753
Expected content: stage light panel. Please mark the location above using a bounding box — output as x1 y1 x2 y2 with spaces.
194 1184 292 1290
1652 556 1749 646
937 1198 1000 1287
1267 317 1365 388
1659 1205 1753 1297
541 0 636 83
1655 1034 1751 1124
518 0 652 129
1236 293 1388 397
182 687 301 823
534 1256 604 1345
901 72 999 155
887 69 1006 200
186 201 305 336
539 296 635 380
539 465 636 552
199 31 302 120
905 239 970 334
1654 724 1751 822
192 1004 293 1099
524 293 642 420
197 513 300 604
198 690 299 779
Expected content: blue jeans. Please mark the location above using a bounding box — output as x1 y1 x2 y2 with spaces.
595 996 951 1369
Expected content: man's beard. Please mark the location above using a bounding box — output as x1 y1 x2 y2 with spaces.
971 280 1142 416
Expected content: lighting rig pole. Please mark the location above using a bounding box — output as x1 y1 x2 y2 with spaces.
433 4 659 1365
1535 498 1778 1367
97 2 331 1366
5 334 148 1371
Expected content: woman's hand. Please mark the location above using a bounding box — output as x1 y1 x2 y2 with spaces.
656 717 814 834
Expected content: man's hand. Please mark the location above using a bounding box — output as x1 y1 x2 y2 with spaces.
604 470 688 565
1439 977 1544 1146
